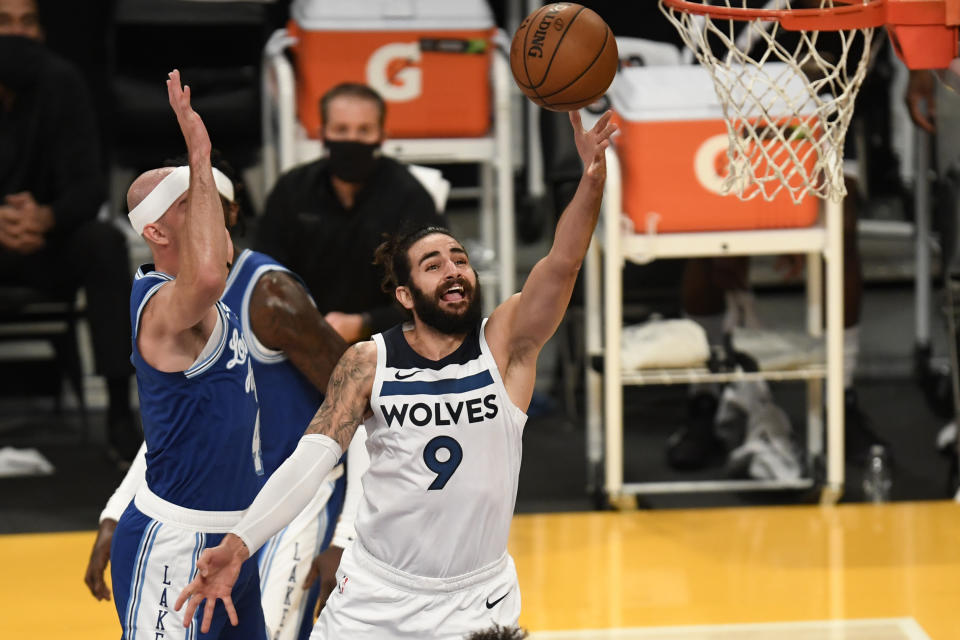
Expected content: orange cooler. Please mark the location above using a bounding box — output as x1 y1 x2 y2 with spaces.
607 65 819 233
288 0 495 139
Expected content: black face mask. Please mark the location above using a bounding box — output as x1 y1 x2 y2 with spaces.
323 139 381 184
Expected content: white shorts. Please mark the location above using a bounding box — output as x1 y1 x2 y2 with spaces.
259 468 343 640
310 543 521 640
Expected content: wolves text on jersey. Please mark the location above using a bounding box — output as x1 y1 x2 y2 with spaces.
380 393 498 428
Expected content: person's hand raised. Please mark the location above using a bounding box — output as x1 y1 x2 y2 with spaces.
569 110 617 187
167 69 212 161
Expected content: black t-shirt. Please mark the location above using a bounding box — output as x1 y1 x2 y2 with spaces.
255 155 445 333
0 35 104 237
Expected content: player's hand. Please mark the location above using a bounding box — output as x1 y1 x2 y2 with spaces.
83 519 117 601
0 217 45 254
570 109 617 186
906 69 936 134
175 533 249 633
303 545 344 616
5 192 54 234
166 69 212 160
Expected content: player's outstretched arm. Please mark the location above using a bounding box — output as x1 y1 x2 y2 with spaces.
151 70 229 334
249 271 348 391
176 343 376 632
489 111 616 367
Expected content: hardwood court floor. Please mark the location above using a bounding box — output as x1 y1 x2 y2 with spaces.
1 501 957 639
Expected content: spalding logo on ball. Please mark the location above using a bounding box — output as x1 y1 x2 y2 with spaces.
509 3 618 111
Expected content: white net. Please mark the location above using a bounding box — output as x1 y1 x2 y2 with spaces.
659 0 877 203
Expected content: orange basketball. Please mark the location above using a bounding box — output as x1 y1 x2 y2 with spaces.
509 3 618 111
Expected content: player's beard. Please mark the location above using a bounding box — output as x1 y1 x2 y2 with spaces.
409 274 483 336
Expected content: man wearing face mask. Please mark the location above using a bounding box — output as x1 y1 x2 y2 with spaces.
0 0 138 467
255 83 444 343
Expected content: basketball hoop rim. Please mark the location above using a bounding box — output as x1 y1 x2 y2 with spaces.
659 0 887 31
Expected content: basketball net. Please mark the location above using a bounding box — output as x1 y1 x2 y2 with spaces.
660 0 878 203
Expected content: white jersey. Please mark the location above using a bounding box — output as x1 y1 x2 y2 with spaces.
356 319 526 579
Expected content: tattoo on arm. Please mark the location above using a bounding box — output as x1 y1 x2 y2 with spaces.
305 343 375 450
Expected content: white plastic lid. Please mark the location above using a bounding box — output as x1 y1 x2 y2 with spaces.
292 0 494 31
609 62 814 122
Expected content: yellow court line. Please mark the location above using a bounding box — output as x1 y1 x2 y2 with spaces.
2 502 958 639
510 502 960 640
527 618 931 639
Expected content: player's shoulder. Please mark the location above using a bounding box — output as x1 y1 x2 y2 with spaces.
331 340 379 388
132 265 173 300
486 293 522 332
483 293 522 352
345 340 378 364
251 267 303 301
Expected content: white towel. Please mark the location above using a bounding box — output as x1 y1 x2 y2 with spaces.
621 319 710 370
0 446 55 478
732 327 824 371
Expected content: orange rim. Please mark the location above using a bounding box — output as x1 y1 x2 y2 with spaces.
660 0 888 31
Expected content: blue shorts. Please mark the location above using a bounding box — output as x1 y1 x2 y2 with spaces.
111 503 267 640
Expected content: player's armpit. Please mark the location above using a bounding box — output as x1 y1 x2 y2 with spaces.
249 271 347 391
306 341 377 449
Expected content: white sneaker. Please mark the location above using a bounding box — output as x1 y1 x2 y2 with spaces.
727 399 802 481
937 421 957 452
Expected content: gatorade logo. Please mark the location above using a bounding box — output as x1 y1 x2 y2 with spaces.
367 42 421 102
693 134 730 195
693 133 749 196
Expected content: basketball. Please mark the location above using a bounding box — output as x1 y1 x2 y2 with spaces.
509 3 618 111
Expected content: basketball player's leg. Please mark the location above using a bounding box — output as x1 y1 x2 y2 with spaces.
312 545 520 640
258 475 345 640
111 504 266 640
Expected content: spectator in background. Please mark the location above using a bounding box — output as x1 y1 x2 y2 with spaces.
905 65 960 496
256 83 445 343
0 0 138 464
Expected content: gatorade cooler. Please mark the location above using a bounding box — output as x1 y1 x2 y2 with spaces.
607 64 820 233
288 0 495 139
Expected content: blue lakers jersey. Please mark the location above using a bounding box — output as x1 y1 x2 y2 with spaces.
221 249 323 476
130 265 262 512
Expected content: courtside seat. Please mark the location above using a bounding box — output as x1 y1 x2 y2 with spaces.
0 286 88 439
109 0 273 217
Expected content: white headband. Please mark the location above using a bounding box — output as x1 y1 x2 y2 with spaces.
127 166 235 235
